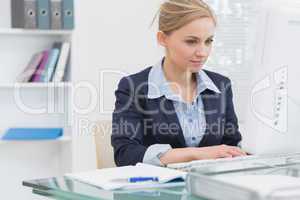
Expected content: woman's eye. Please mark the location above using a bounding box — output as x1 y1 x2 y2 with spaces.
205 39 214 45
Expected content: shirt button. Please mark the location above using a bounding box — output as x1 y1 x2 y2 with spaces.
188 118 193 123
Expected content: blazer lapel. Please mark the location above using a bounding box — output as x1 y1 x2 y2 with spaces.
162 97 186 147
199 89 220 147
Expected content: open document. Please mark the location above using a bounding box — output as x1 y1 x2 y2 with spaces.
65 163 186 190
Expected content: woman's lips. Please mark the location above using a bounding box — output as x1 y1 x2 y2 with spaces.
190 60 204 65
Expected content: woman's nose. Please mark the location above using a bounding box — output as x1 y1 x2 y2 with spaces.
195 45 209 57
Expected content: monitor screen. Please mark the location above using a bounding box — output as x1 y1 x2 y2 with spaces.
242 3 300 154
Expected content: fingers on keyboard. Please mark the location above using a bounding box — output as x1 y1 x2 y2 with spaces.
220 152 233 158
229 147 247 156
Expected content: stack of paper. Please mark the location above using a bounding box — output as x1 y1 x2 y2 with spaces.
65 163 186 190
214 175 300 199
188 173 300 200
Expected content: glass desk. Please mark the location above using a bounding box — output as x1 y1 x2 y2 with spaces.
23 154 300 200
23 177 204 200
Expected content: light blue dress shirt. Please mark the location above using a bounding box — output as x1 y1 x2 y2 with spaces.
143 59 221 166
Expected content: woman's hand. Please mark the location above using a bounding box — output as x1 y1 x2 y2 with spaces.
160 145 247 165
191 144 247 160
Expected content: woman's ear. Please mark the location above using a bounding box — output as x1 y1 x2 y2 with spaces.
157 31 168 47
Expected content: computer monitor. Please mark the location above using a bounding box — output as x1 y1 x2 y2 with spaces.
242 2 300 154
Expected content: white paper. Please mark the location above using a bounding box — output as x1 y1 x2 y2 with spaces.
214 175 300 198
65 163 186 190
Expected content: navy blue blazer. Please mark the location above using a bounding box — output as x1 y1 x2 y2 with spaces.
111 67 242 166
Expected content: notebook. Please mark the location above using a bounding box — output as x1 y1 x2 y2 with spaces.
65 163 186 190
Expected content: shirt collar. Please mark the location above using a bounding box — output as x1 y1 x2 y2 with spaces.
148 58 221 100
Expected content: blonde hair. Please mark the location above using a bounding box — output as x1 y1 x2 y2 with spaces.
154 0 217 35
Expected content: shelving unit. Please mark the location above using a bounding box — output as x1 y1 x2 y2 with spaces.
0 82 72 89
0 136 72 144
0 1 76 199
0 28 73 36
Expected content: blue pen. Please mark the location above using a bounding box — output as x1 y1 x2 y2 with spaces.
128 177 159 183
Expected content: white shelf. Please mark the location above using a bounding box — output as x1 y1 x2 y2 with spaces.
0 82 72 89
0 136 72 144
0 1 78 199
0 28 73 36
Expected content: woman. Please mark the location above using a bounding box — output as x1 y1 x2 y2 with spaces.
111 0 246 167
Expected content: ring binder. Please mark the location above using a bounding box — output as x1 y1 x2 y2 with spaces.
50 0 62 29
62 0 74 29
37 0 50 29
11 0 37 29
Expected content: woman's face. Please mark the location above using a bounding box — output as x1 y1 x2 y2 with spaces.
158 17 216 73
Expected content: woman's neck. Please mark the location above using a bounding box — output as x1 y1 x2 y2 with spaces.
162 57 198 104
162 57 196 88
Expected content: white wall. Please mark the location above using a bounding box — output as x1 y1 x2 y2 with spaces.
73 0 164 122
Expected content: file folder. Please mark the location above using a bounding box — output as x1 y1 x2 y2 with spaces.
52 42 63 50
37 0 50 29
16 52 44 82
2 128 63 140
62 0 74 29
11 0 37 29
52 42 70 82
31 50 50 82
50 0 62 29
42 48 60 82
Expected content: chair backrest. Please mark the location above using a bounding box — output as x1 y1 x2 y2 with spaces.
94 120 116 168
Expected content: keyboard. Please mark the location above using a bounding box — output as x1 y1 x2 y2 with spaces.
167 152 300 172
